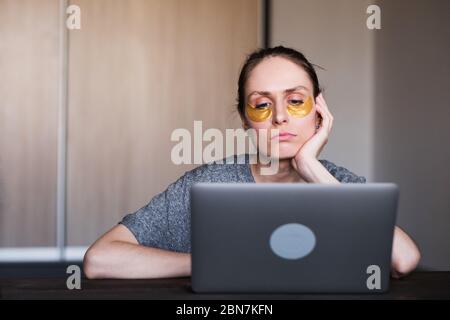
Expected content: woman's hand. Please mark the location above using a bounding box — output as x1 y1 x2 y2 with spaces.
291 93 338 183
295 93 333 161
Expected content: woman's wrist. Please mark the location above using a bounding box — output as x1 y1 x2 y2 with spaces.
297 156 340 184
180 253 192 277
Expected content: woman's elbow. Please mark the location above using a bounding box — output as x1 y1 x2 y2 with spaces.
83 245 108 279
392 245 421 277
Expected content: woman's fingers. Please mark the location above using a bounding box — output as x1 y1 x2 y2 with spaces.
318 94 332 120
316 93 333 134
316 101 330 134
321 95 334 125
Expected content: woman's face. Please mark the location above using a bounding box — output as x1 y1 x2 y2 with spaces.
244 56 318 160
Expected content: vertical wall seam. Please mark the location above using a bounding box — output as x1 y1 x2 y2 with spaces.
57 0 69 261
263 0 271 48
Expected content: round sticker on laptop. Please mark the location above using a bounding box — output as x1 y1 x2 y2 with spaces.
269 223 316 260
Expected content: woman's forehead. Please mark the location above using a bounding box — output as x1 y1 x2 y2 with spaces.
246 57 313 94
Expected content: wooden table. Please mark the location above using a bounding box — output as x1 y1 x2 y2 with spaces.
1 271 450 300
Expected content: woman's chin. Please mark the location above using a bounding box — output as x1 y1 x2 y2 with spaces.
276 153 296 161
275 143 300 160
257 141 302 160
264 148 298 160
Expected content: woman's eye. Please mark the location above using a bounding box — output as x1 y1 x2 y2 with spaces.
289 99 304 106
255 102 270 109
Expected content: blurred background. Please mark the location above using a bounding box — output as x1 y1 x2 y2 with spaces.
0 0 449 274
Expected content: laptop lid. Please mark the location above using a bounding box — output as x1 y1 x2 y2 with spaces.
191 183 398 293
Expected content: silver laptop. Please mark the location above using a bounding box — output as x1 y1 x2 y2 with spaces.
191 183 398 293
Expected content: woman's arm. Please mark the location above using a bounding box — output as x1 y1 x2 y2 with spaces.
391 226 421 278
298 159 421 277
83 224 191 279
291 94 420 278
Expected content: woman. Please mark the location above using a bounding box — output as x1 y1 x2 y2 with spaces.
83 46 420 279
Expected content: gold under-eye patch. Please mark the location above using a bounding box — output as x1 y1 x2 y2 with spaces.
246 96 314 122
246 103 273 122
287 96 314 118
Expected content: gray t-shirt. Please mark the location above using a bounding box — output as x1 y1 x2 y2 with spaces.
120 155 366 253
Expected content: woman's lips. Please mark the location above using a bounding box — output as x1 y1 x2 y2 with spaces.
272 132 297 141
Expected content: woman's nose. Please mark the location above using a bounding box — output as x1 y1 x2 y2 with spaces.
273 104 289 125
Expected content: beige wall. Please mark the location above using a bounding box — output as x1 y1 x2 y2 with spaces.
374 0 450 270
271 0 375 181
0 0 60 246
272 0 450 270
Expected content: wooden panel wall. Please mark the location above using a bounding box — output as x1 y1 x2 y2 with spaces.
66 0 259 245
0 0 60 246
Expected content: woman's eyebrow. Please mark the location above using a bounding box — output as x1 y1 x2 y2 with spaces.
247 85 309 99
284 85 308 93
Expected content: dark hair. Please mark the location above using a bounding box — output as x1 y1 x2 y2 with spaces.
236 46 322 118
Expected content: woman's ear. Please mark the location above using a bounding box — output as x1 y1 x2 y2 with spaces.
315 112 322 132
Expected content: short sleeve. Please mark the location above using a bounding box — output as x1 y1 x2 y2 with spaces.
319 159 367 184
118 158 254 254
119 172 192 253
